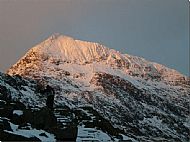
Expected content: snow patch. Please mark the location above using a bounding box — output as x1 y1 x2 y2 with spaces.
13 110 23 116
4 122 56 142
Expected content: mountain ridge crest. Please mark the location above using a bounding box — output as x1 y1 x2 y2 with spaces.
7 34 189 86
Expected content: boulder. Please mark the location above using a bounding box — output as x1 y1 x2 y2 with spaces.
0 118 12 131
0 85 11 101
11 110 25 125
52 125 78 141
33 107 57 130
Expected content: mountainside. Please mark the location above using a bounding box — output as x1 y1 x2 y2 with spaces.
7 34 189 86
2 34 190 141
0 72 124 141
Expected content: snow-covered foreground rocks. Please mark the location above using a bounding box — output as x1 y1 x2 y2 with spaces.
2 34 190 141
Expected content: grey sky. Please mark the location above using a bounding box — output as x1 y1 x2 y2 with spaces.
0 0 189 76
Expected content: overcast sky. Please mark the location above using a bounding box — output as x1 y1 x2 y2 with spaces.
0 0 189 76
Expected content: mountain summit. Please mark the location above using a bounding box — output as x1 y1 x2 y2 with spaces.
7 34 189 86
31 33 110 63
5 34 190 141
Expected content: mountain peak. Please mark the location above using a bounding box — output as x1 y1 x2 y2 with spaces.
48 33 75 42
7 34 189 86
49 32 61 39
31 34 110 64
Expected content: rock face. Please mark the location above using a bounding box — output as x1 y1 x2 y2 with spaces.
33 107 57 130
0 73 77 141
2 34 190 141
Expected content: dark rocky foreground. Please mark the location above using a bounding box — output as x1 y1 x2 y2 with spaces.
0 94 77 141
0 72 124 141
0 72 190 141
0 91 123 141
0 72 75 141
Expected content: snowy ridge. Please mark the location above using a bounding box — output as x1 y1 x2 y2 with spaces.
31 34 110 63
7 33 189 86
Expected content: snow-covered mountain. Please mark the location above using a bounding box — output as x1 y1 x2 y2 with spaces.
7 33 189 86
3 33 190 141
